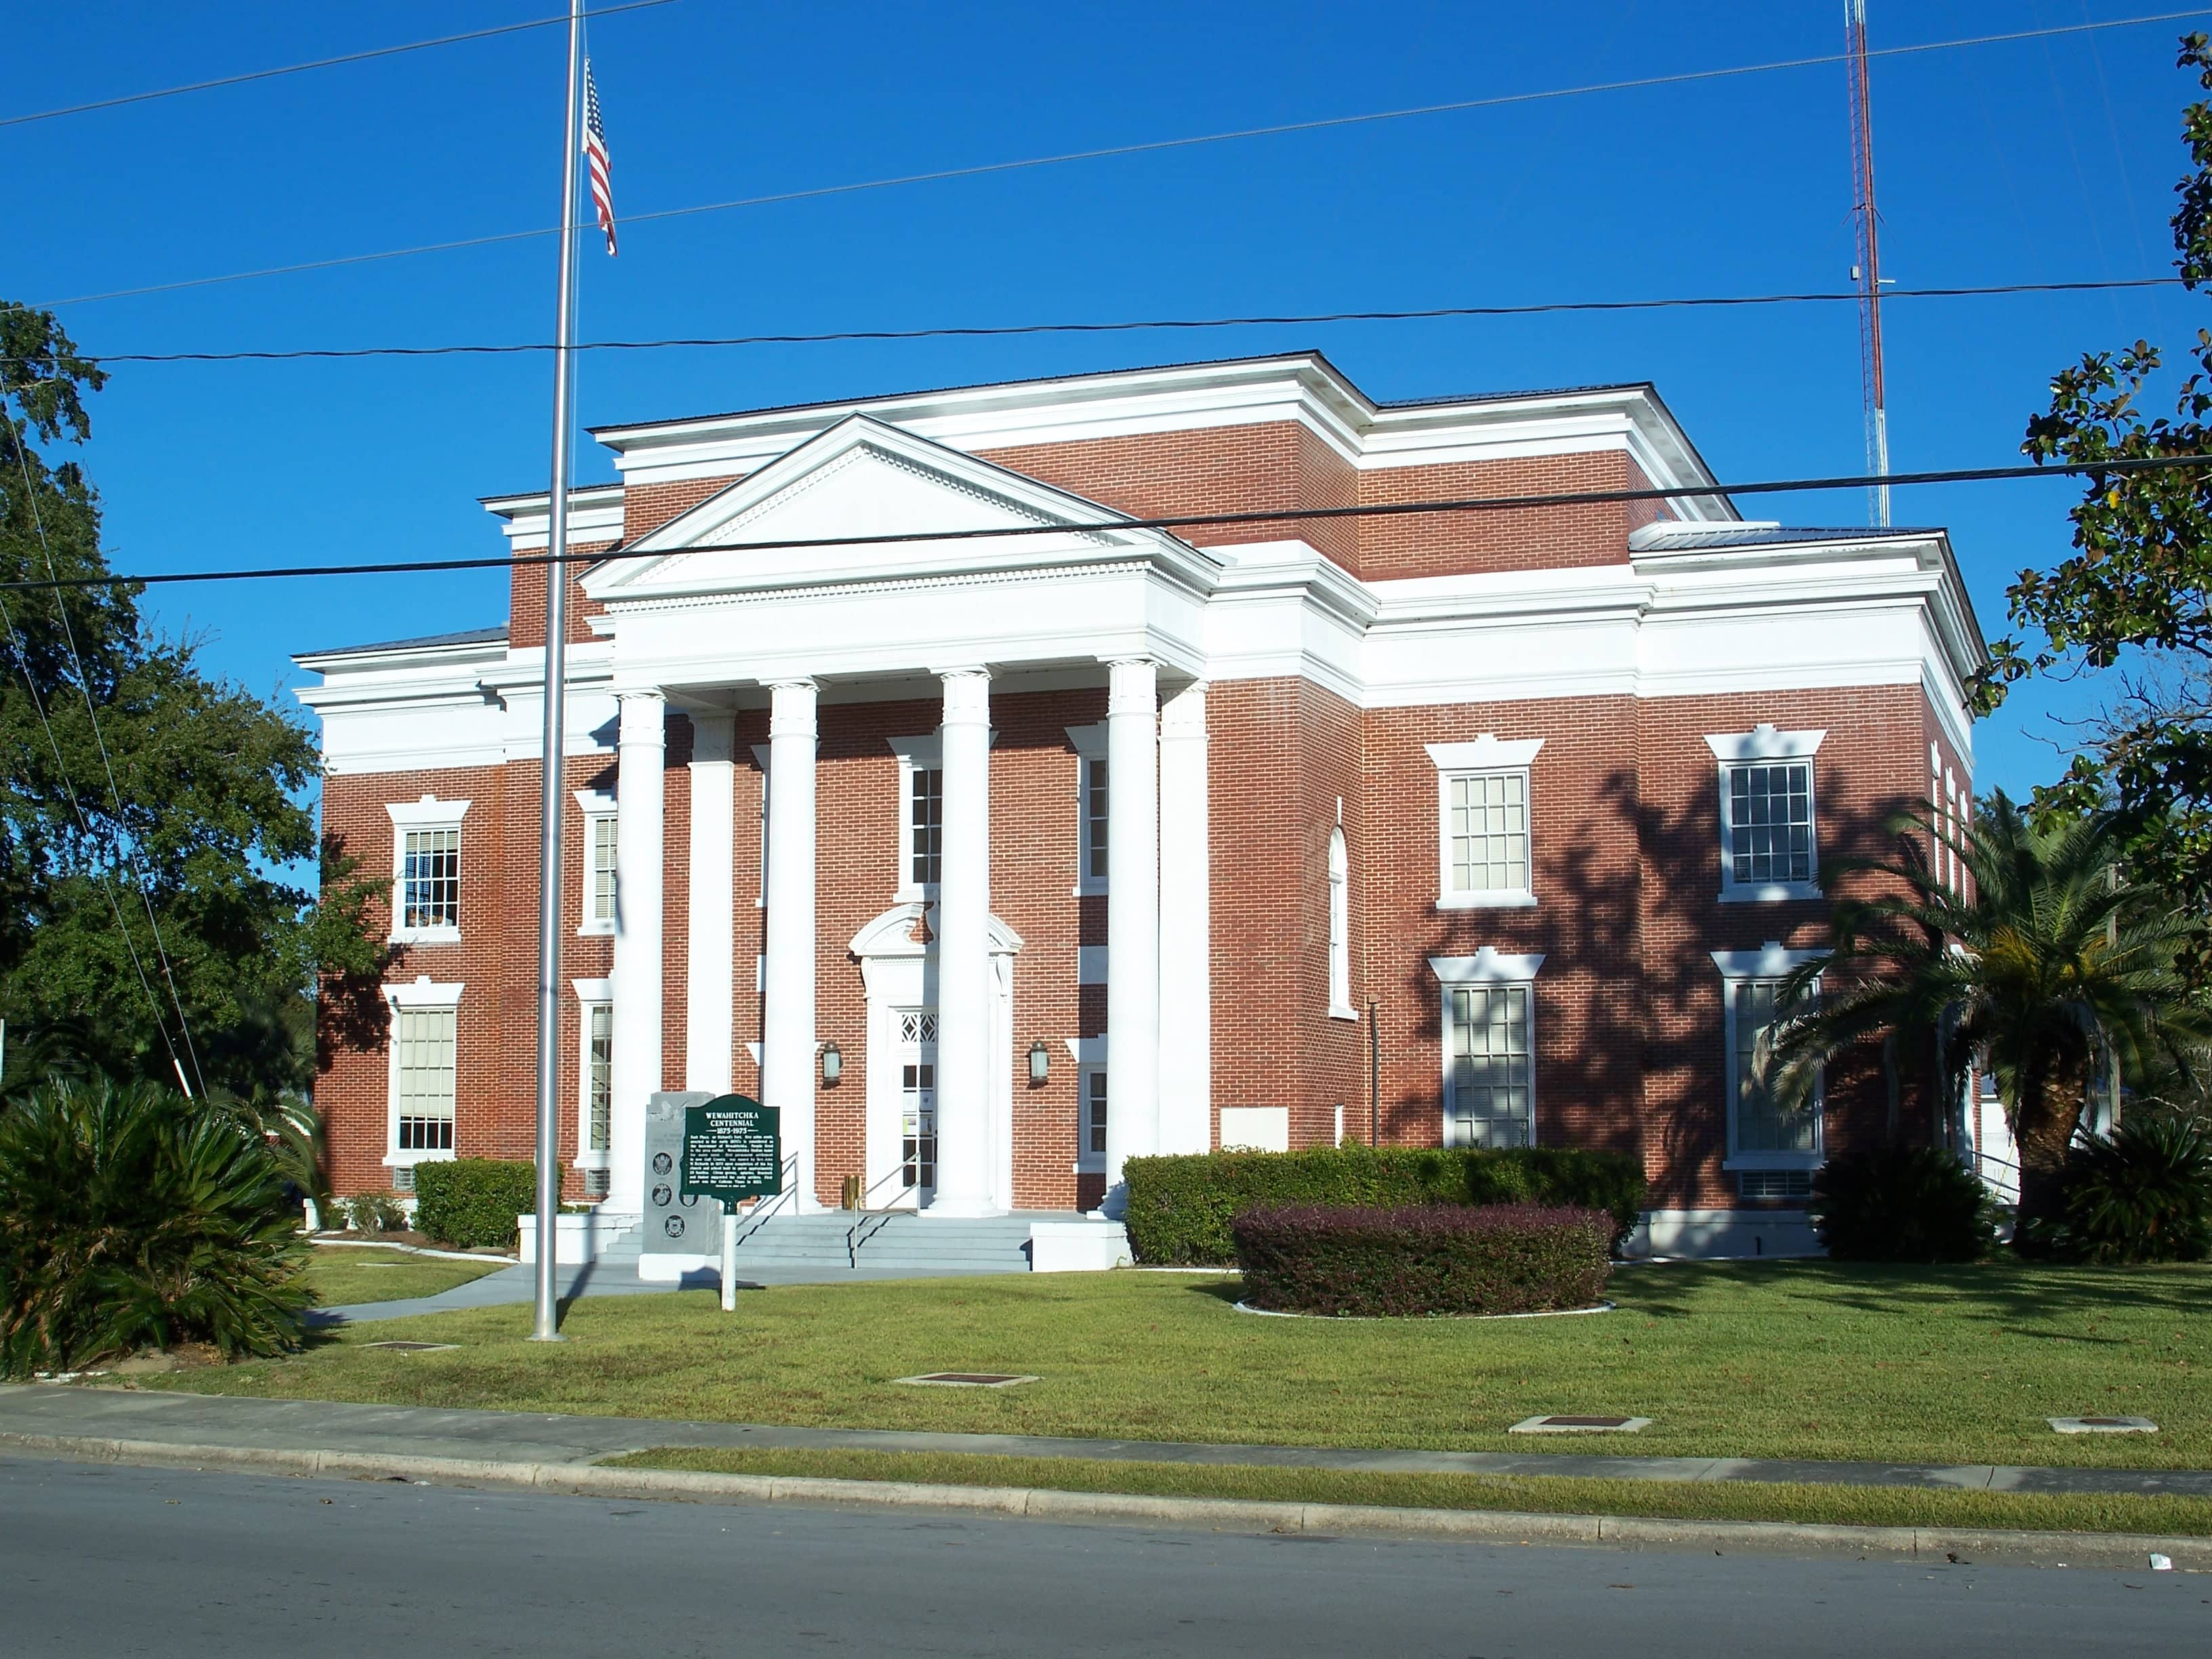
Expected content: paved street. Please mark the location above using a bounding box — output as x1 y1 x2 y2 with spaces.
5 1455 2203 1658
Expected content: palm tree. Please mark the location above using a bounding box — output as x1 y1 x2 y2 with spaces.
1762 792 2205 1233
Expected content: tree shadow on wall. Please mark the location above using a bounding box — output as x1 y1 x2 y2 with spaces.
1378 758 1921 1191
316 830 396 1071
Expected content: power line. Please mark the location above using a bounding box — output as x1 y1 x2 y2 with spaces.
24 277 2189 367
0 590 190 1094
28 7 2211 311
1 402 201 1094
5 451 2205 596
0 0 685 131
5 395 206 1098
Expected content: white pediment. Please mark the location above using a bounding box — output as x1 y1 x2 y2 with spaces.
583 415 1198 602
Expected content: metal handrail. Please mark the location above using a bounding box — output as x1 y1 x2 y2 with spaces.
853 1164 915 1213
846 1165 918 1265
726 1153 803 1251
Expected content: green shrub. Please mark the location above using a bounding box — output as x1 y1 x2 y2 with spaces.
1809 1145 1996 1263
1121 1144 1645 1265
340 1192 408 1233
0 1078 312 1374
410 1158 539 1250
2045 1114 2212 1265
1231 1203 1615 1317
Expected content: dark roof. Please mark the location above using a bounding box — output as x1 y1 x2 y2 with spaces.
588 350 1662 439
297 624 508 659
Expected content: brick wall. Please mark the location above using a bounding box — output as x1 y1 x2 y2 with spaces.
509 538 615 651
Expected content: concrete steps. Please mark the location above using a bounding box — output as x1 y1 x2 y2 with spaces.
724 1210 1043 1273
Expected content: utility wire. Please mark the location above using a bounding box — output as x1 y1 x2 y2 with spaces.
22 277 2189 367
26 7 2210 311
5 395 206 1096
0 592 189 1094
0 0 685 130
4 452 2205 596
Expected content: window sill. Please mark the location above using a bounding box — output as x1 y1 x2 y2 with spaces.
390 926 463 946
1072 880 1108 899
383 1150 455 1168
1717 884 1822 905
1328 1004 1359 1022
1723 1154 1823 1172
1435 890 1537 911
893 883 941 906
577 920 614 939
572 1151 612 1171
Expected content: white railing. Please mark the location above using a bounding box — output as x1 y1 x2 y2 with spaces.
726 1152 804 1252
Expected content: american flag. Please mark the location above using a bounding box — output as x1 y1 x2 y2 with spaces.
583 59 616 256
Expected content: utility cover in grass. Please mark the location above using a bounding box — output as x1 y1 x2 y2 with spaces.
2048 1416 2159 1434
361 1341 460 1353
896 1372 1040 1388
1509 1415 1652 1434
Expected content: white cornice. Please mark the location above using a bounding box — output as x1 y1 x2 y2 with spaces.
585 354 1732 516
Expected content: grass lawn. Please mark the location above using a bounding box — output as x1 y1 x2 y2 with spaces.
155 1258 2212 1471
613 1445 2212 1538
302 1247 506 1307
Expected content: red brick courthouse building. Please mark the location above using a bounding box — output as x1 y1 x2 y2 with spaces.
298 352 1985 1259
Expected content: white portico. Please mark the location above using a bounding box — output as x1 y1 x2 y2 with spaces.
581 414 1221 1218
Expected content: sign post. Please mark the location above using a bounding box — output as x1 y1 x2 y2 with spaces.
680 1097 782 1313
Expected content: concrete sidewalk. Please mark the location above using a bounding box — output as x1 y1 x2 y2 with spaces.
3 1382 2207 1499
316 1256 1032 1324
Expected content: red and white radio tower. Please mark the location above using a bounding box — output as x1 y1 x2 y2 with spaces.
1845 0 1890 527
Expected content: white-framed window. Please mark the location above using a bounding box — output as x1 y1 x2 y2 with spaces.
887 736 944 900
576 790 617 935
386 796 470 943
1426 736 1542 909
1705 726 1824 902
1327 825 1355 1019
752 745 771 909
909 766 943 887
1713 945 1824 1178
1078 1065 1109 1171
1067 722 1109 895
1431 949 1544 1148
573 978 613 1176
382 975 462 1170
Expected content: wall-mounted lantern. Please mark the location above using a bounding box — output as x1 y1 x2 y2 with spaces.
1028 1040 1050 1086
821 1041 842 1086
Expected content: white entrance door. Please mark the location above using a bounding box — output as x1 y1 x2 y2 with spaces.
897 1008 939 1206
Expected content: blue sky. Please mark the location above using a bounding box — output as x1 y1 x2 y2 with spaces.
11 1 2207 806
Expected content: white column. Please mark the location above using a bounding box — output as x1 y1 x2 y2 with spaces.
929 667 1000 1217
685 712 736 1095
607 689 665 1215
1103 657 1159 1212
762 680 819 1208
1158 682 1212 1155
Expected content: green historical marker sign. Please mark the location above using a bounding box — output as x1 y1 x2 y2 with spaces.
680 1096 783 1204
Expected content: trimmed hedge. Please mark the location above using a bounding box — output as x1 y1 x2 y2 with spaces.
411 1158 540 1251
1122 1144 1645 1265
1232 1203 1615 1317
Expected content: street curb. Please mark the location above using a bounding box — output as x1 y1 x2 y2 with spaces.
3 1430 2205 1570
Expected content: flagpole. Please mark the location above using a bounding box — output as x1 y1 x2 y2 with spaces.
531 0 587 1343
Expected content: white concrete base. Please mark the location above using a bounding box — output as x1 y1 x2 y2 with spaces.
1029 1220 1132 1272
637 1252 719 1283
922 1198 1011 1219
1625 1208 1823 1261
517 1210 639 1266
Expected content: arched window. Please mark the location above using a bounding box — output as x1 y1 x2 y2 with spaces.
1328 827 1354 1019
